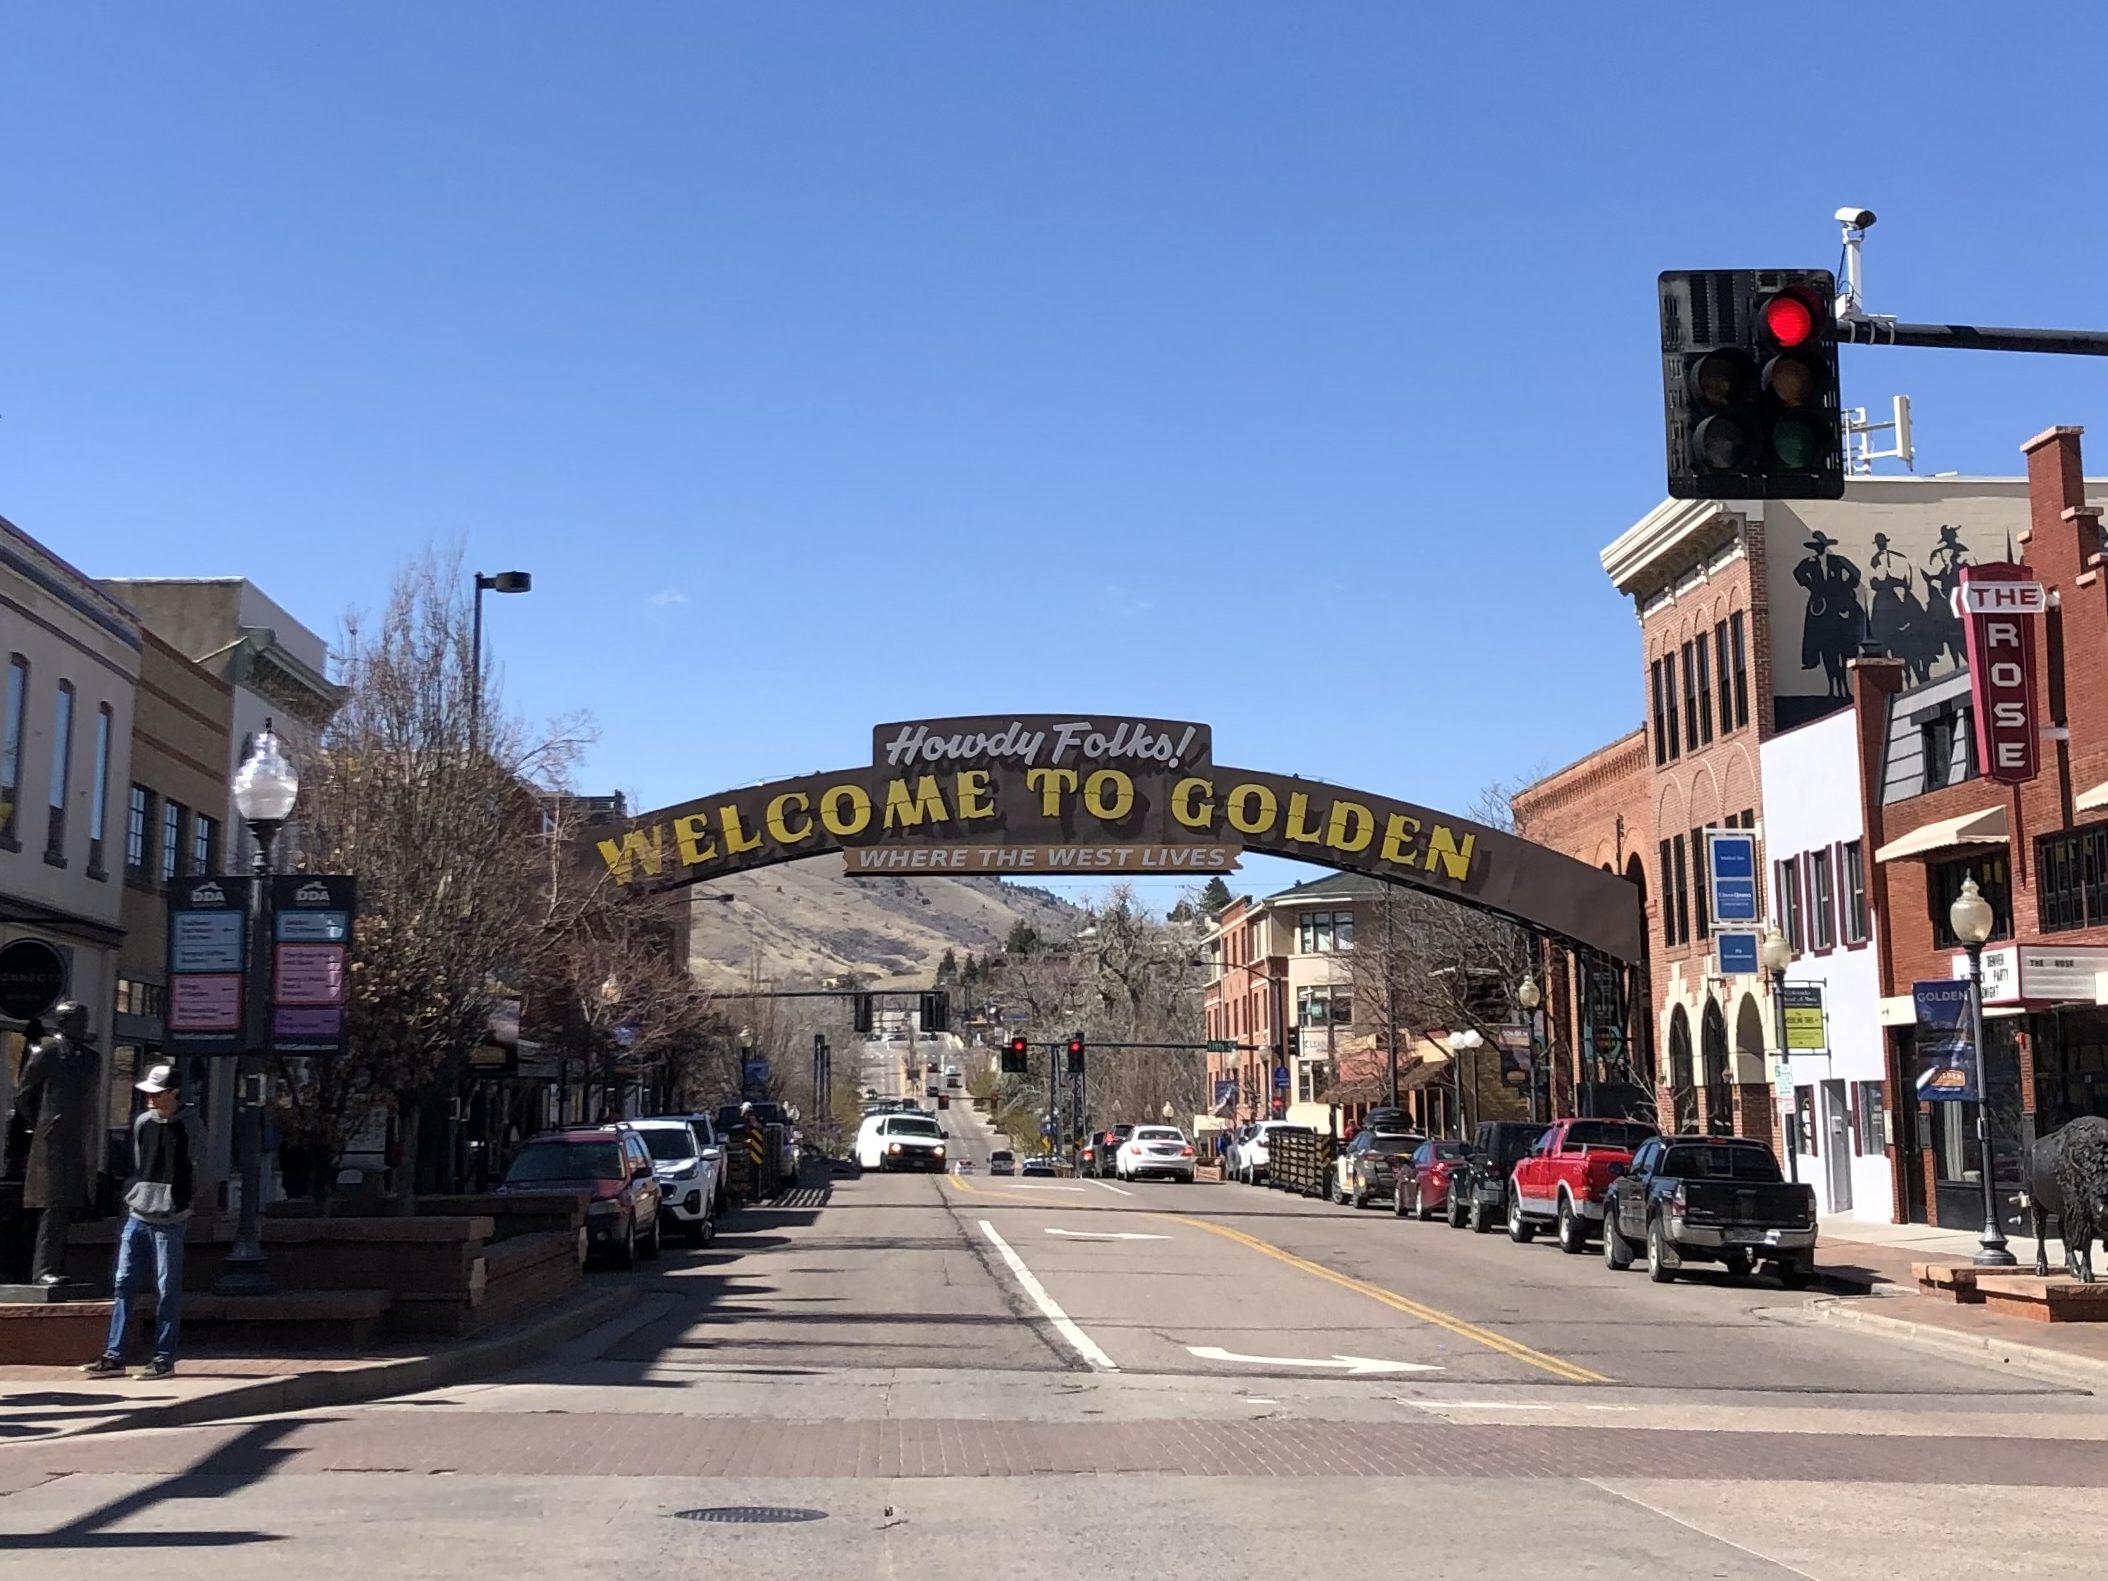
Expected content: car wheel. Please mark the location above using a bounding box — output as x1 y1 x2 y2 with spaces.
1603 1218 1634 1270
1469 1196 1492 1234
614 1218 637 1269
1448 1192 1469 1229
1415 1184 1433 1223
642 1213 664 1261
1775 1256 1812 1290
686 1215 710 1247
1506 1189 1536 1244
1646 1216 1676 1283
1556 1197 1589 1255
1393 1181 1410 1218
1722 1249 1754 1279
1350 1179 1369 1210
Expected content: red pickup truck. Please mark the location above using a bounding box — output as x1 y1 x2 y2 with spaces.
1506 1117 1659 1254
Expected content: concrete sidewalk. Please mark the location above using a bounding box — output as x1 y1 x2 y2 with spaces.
0 1284 633 1442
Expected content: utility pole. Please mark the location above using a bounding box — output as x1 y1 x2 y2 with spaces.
1383 888 1401 1110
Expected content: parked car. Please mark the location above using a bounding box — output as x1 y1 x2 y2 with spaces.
630 1116 724 1245
854 1112 949 1172
499 1125 664 1267
1233 1119 1299 1184
1093 1124 1134 1177
1117 1125 1197 1182
1603 1135 1818 1286
1508 1117 1659 1253
1332 1123 1425 1208
1021 1153 1057 1177
1395 1138 1474 1220
1449 1121 1549 1232
989 1149 1016 1176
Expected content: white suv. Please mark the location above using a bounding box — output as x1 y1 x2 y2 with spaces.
1234 1120 1298 1184
633 1117 724 1245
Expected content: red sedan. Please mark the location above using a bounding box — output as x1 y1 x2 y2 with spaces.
1394 1138 1475 1221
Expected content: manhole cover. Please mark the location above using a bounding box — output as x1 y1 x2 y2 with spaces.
673 1507 828 1525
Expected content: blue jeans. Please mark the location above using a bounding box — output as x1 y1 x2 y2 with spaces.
104 1216 187 1361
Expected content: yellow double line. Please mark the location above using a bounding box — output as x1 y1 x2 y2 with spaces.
1165 1217 1612 1384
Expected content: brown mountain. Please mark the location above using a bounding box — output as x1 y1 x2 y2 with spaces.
685 856 1082 987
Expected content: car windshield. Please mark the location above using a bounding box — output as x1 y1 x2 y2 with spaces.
1134 1128 1183 1142
990 1150 1014 1162
1565 1122 1655 1150
1429 1140 1468 1159
637 1128 698 1162
506 1141 623 1182
887 1117 943 1138
1662 1145 1784 1182
1368 1131 1419 1150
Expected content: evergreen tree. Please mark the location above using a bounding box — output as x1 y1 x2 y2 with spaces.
1198 876 1234 914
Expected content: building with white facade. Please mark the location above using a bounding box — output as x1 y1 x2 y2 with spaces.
0 516 141 1179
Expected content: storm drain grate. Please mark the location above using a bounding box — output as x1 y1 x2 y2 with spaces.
673 1506 828 1525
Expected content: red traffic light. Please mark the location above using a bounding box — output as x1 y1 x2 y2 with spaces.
1067 1037 1084 1054
1008 1036 1027 1053
1760 291 1817 348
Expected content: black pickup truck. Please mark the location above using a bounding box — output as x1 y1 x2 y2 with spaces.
1601 1135 1818 1287
1447 1120 1548 1232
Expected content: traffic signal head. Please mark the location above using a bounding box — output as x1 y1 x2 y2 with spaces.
852 993 873 1034
1002 1035 1029 1075
1066 1033 1086 1074
919 990 950 1034
1287 1026 1302 1059
1660 269 1843 501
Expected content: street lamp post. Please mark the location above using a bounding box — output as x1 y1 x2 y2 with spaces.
1761 927 1798 1185
1516 973 1542 1125
468 570 532 748
1446 1029 1483 1140
1950 877 2016 1268
215 721 300 1296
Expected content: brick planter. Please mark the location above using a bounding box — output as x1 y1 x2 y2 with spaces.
0 1300 115 1365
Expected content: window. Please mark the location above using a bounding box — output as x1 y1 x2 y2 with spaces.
45 680 74 862
0 655 24 846
1855 1081 1885 1157
1650 659 1669 766
1297 1060 1330 1105
161 800 184 885
1931 854 2012 947
1297 910 1354 953
1715 624 1734 736
1671 833 1690 947
194 813 219 877
1664 651 1681 759
1843 840 1868 943
2037 825 2108 935
1658 838 1675 946
1920 709 1976 793
1296 985 1354 1026
1691 826 1713 940
1681 642 1700 749
1780 856 1804 951
126 785 152 874
114 978 167 1020
1728 612 1750 730
1695 638 1713 746
88 705 113 875
1810 846 1836 949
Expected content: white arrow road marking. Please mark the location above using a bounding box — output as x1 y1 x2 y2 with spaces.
979 1220 1118 1372
1091 1180 1134 1197
1186 1345 1441 1376
998 1183 1089 1192
1044 1228 1171 1241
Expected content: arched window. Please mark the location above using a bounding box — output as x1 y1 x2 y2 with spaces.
1702 998 1734 1136
1668 1006 1697 1133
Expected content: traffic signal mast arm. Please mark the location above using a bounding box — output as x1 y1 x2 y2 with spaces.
1837 318 2108 356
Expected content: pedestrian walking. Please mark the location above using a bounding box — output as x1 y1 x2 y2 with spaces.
83 1063 209 1379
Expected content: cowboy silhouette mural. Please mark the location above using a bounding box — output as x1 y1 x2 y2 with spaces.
1793 530 1867 698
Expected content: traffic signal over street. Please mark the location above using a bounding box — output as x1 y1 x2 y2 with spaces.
919 990 950 1034
1002 1035 1029 1075
1066 1033 1086 1074
1659 268 1844 501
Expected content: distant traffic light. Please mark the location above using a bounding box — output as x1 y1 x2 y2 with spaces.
1659 268 1843 501
1287 1026 1302 1059
1002 1035 1029 1075
919 990 950 1034
853 993 873 1034
1066 1032 1086 1074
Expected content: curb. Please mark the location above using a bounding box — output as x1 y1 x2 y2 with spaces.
77 1284 638 1436
1802 1296 2108 1392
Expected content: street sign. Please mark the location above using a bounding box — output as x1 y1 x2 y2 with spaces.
1913 979 1978 1102
271 875 357 1056
0 938 66 1021
1272 1064 1290 1092
164 876 253 1056
1782 983 1827 1051
1716 930 1759 976
1707 830 1760 924
1773 1057 1795 1104
1205 1039 1235 1053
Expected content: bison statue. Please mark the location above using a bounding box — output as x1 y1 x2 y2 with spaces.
2023 1115 2108 1282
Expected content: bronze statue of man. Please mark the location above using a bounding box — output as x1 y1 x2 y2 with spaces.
18 1002 99 1286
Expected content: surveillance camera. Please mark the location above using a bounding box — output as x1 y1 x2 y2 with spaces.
1834 207 1876 230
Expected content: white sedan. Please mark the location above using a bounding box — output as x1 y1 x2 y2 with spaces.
1116 1125 1197 1183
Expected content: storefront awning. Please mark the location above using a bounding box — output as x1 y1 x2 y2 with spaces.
2078 780 2108 815
1874 805 2008 864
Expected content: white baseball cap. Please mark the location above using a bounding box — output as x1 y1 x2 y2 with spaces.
135 1063 178 1095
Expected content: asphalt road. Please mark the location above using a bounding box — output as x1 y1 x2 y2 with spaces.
6 1067 2108 1579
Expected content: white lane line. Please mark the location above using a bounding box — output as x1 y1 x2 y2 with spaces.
1091 1179 1134 1197
1045 1227 1170 1241
977 1219 1118 1373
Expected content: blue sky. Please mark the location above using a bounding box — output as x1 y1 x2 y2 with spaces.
8 4 2108 908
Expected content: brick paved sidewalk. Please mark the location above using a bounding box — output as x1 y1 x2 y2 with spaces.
0 1285 634 1442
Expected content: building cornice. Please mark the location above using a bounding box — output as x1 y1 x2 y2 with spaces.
1600 498 1755 600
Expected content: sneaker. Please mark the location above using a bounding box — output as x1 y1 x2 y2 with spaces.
142 1356 175 1379
80 1354 124 1377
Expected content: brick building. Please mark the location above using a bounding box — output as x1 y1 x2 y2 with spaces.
1856 427 2108 1231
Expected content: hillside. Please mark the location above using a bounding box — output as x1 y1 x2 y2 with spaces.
685 856 1083 988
